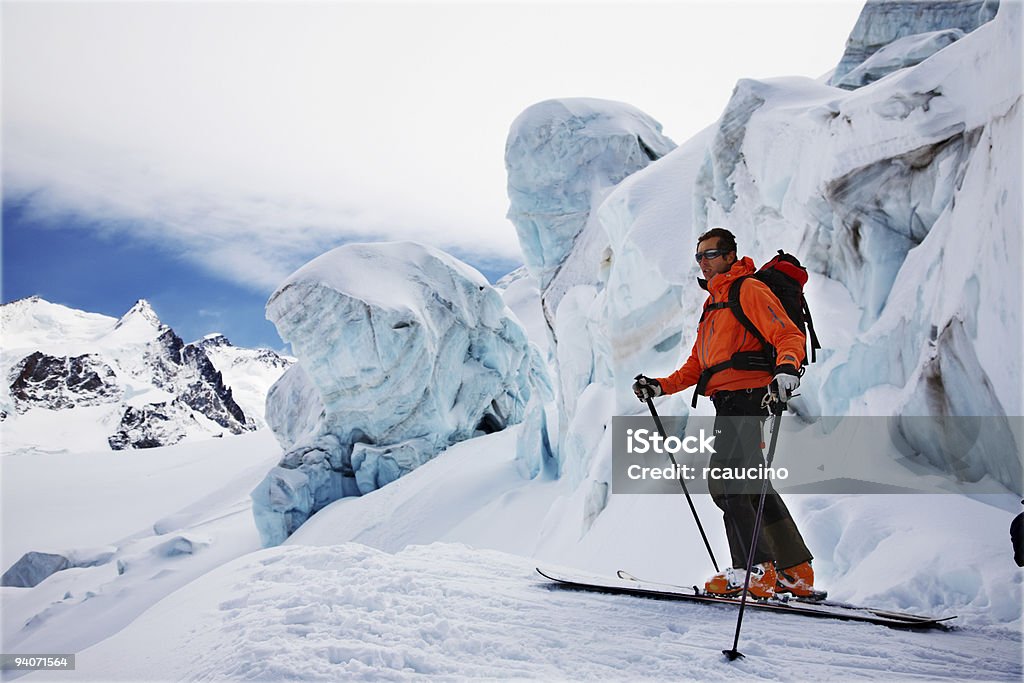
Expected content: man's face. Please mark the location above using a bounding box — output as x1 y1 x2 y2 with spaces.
696 237 736 281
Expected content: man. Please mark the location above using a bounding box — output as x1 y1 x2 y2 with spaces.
633 227 815 600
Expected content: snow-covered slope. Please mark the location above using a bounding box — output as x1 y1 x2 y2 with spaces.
55 541 1024 681
0 297 290 453
5 431 1020 680
1 431 282 656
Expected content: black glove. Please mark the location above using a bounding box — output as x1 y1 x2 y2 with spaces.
632 374 663 402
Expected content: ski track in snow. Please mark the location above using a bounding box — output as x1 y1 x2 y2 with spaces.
49 543 1020 681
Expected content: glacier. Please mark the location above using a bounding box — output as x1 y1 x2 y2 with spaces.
504 98 676 472
498 0 1021 519
250 0 1021 547
829 0 999 88
693 2 1021 489
252 241 550 546
505 98 676 336
831 28 966 90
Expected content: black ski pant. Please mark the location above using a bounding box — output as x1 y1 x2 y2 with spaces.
708 387 812 570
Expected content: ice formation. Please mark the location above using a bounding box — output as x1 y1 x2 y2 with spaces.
829 0 999 88
503 99 676 471
504 1 1021 512
252 242 550 545
693 2 1021 489
505 98 676 334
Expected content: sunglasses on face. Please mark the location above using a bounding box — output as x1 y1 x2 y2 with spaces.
695 249 729 263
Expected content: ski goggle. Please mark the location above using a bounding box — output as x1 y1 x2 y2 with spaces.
694 249 729 263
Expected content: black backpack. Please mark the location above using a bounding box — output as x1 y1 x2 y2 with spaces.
692 250 821 407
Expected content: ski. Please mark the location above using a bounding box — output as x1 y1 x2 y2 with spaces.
618 569 826 604
614 569 945 623
537 567 956 629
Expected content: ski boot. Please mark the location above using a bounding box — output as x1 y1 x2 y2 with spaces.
704 562 776 599
776 561 826 601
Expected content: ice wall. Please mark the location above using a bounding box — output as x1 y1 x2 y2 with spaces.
252 242 550 545
830 0 998 88
505 2 1021 518
692 3 1022 489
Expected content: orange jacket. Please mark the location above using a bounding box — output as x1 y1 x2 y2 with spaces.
656 257 805 397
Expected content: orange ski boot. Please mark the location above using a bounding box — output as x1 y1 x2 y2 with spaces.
776 561 818 599
704 562 777 599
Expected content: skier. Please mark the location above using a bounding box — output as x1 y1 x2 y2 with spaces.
633 227 815 600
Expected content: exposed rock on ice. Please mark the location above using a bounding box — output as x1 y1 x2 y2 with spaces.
253 241 549 545
1 552 71 588
108 399 199 450
9 352 122 412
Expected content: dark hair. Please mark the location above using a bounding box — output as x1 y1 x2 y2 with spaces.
697 227 737 254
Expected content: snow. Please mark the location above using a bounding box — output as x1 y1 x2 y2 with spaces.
6 430 1020 680
49 542 1022 681
1 431 281 658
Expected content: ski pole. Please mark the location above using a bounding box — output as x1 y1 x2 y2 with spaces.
637 379 720 573
723 389 785 662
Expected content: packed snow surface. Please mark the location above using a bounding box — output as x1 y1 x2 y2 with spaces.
55 542 1023 681
0 430 1013 681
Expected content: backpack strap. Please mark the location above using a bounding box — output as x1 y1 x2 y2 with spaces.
725 277 771 353
801 294 821 363
691 277 776 408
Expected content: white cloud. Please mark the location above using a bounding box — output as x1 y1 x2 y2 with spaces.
2 1 863 289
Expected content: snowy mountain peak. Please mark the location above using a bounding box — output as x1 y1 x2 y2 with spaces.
1 297 294 453
194 333 232 349
0 296 118 351
114 299 165 332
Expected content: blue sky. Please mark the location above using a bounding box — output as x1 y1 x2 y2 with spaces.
1 2 862 351
2 196 521 350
